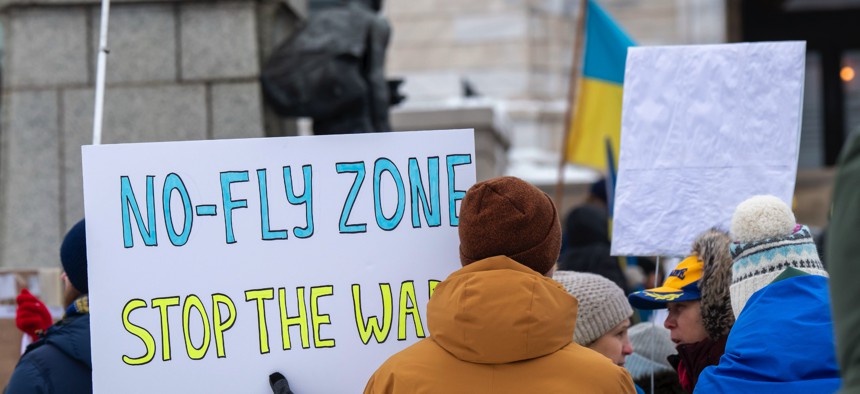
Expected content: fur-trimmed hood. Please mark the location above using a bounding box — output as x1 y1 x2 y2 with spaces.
692 228 734 339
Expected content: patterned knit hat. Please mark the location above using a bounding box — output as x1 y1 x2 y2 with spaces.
459 176 561 275
729 195 828 317
553 271 633 346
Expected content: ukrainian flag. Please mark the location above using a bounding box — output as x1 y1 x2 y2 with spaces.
566 0 635 169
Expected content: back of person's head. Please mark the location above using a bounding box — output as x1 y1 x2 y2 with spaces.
625 323 676 381
589 178 608 205
729 195 828 316
563 204 609 247
634 257 659 289
637 257 656 277
553 271 633 346
61 219 88 294
459 176 561 275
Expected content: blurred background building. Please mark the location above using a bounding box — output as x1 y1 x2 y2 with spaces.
384 0 860 225
385 0 728 209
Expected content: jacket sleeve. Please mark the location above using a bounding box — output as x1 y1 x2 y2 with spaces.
5 356 50 394
827 135 860 393
616 368 638 394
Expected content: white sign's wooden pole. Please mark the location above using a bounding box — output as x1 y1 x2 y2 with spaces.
92 0 111 146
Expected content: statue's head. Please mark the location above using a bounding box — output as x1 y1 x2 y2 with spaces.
309 0 382 12
355 0 383 12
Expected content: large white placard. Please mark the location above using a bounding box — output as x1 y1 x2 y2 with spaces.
612 42 805 256
82 130 476 393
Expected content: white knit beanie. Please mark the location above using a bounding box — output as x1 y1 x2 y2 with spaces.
729 195 828 317
553 271 633 346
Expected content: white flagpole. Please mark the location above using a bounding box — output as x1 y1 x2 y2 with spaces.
92 0 111 146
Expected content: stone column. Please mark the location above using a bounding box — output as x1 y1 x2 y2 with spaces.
0 0 305 268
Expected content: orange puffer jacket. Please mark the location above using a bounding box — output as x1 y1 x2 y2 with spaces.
364 256 635 394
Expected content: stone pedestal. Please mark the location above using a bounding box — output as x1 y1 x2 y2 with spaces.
390 102 510 182
0 0 305 268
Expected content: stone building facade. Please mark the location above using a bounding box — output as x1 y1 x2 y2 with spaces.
0 0 305 268
2 0 832 266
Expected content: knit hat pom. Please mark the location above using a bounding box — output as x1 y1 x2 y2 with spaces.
730 195 796 243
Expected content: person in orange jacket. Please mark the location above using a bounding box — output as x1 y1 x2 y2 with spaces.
363 177 635 393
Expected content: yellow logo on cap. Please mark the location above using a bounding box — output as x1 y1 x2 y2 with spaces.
643 291 683 301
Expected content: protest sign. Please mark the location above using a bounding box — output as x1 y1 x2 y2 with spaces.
611 41 805 256
82 129 475 393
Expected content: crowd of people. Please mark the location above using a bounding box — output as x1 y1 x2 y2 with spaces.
6 134 860 393
363 173 851 394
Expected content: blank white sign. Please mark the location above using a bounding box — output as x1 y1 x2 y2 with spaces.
612 42 805 256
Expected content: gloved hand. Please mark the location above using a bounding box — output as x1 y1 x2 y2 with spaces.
269 372 295 394
15 289 53 341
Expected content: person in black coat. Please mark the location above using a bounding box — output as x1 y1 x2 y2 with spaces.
6 220 92 394
557 204 629 294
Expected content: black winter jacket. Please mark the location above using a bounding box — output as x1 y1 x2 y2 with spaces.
5 306 91 393
558 204 629 293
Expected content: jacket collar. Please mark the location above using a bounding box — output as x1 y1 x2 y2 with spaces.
669 335 728 391
428 256 577 364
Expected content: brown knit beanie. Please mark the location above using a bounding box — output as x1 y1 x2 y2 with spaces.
458 176 561 274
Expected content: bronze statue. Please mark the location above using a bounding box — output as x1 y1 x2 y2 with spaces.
262 0 400 135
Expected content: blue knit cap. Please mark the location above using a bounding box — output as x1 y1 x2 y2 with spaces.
61 219 88 293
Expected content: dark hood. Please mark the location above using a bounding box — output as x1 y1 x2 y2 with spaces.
45 313 92 368
564 204 609 247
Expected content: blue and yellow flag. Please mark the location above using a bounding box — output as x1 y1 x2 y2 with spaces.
566 0 635 169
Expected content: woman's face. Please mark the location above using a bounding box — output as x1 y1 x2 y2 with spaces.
664 300 708 345
587 319 634 366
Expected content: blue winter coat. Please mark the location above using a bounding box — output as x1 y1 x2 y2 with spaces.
5 312 92 394
695 275 841 393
